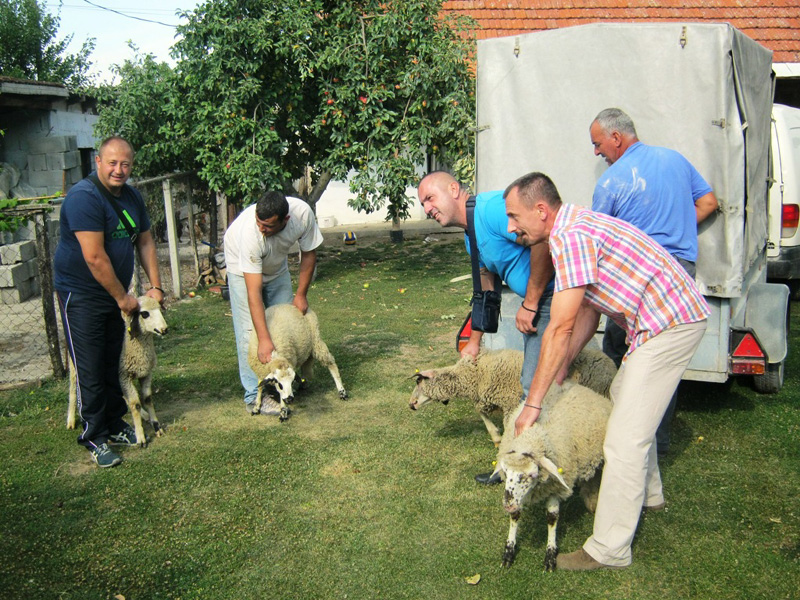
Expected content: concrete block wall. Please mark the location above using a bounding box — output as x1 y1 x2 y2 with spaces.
25 135 82 196
0 240 39 304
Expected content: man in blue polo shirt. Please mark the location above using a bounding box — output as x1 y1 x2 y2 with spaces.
417 170 554 485
589 107 718 456
54 136 163 468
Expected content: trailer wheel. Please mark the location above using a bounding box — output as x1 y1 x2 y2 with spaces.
753 361 784 394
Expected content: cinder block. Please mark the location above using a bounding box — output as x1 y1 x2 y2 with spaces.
0 278 35 304
66 165 83 184
46 151 80 171
0 261 31 287
27 169 65 190
27 154 48 171
27 136 75 155
0 240 36 264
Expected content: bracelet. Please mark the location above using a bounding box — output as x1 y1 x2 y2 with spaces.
150 286 165 294
524 403 542 410
521 302 537 313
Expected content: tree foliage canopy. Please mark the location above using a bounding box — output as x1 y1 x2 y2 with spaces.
0 0 94 90
96 0 476 223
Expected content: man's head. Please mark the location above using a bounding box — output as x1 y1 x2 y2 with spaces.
589 108 638 166
255 191 290 237
95 136 134 195
417 170 469 229
504 172 562 247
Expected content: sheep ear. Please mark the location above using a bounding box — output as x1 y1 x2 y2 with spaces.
128 311 142 338
539 456 570 491
411 371 431 383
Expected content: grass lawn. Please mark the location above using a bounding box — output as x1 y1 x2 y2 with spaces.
0 232 797 600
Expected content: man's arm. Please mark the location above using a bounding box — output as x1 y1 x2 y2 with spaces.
74 231 139 315
516 244 554 335
695 191 718 224
514 286 587 436
244 271 272 363
135 230 164 304
292 249 317 314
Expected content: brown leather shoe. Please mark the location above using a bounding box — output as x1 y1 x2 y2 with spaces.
643 502 666 512
556 548 626 571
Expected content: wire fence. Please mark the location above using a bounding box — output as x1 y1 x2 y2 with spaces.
0 178 224 389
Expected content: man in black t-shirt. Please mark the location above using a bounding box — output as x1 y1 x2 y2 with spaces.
54 136 163 468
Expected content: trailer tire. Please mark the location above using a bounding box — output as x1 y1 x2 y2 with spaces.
753 361 784 394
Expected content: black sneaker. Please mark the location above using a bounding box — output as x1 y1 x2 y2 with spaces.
108 425 139 447
90 443 122 468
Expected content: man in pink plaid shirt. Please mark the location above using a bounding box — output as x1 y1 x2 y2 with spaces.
504 172 709 571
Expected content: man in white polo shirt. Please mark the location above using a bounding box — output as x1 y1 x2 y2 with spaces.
224 190 324 414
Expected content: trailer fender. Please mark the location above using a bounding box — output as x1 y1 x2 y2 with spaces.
744 283 790 363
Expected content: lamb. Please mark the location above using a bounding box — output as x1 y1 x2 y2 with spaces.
408 347 617 446
495 380 612 571
409 349 522 446
247 303 347 422
565 344 617 398
67 295 168 447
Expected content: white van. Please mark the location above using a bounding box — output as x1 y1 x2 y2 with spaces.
767 103 800 295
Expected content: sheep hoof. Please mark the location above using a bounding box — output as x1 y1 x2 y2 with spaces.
153 423 165 437
279 407 292 422
544 549 558 572
339 389 348 400
501 544 517 568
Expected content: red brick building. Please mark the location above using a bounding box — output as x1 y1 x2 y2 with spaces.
443 0 800 105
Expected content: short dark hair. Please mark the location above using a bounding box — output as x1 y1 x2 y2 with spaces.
255 190 289 221
97 136 134 157
503 172 562 209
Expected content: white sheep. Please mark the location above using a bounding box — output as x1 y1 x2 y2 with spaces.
409 349 522 446
495 380 612 571
565 344 617 398
408 347 616 446
247 304 347 422
67 295 168 447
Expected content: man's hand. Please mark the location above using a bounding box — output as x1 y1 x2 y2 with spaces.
118 293 140 316
145 287 165 306
514 404 541 437
515 304 538 335
258 338 275 364
460 339 480 362
293 294 309 315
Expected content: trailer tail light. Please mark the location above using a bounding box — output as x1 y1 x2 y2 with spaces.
730 331 766 375
781 203 799 238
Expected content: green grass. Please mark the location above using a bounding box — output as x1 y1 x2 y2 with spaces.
1 234 798 600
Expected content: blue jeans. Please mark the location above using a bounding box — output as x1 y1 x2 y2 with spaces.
228 271 294 406
520 292 553 399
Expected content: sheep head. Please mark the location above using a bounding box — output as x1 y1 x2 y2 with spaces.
127 296 168 338
259 352 296 403
499 449 570 516
408 357 477 410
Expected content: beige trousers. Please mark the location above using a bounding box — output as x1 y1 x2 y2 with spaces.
583 320 707 567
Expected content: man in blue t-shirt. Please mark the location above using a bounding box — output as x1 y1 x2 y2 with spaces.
417 171 555 485
54 136 163 468
589 108 718 456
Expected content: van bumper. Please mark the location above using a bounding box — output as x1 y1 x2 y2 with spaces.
767 245 800 279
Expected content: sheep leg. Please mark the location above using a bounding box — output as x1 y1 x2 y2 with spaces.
139 374 164 437
544 496 560 572
312 344 348 400
479 412 503 447
120 376 148 448
252 381 264 415
501 514 520 568
279 399 292 422
580 471 602 514
66 356 77 429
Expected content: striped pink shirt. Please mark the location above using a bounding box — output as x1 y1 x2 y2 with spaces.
550 204 710 357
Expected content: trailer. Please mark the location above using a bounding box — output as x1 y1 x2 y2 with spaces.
477 23 789 392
